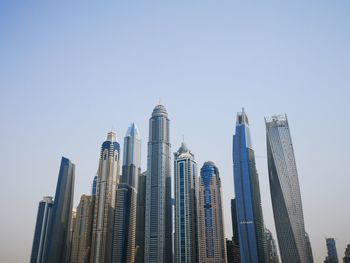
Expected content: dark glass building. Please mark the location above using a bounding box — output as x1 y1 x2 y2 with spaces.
30 196 53 263
230 198 240 263
232 109 267 263
324 238 339 263
135 171 147 263
45 157 75 263
343 244 350 263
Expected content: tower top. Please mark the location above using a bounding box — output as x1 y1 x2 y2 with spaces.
236 108 249 125
125 122 141 140
178 141 189 154
152 104 168 117
106 131 117 142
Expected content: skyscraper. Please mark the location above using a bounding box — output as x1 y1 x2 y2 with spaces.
30 196 53 263
324 238 339 263
45 157 75 263
265 228 279 263
144 104 172 263
197 161 227 263
343 244 350 263
135 171 147 263
174 142 198 263
91 132 120 263
230 199 240 263
265 115 308 263
305 232 314 263
232 109 267 263
112 123 141 263
70 195 94 263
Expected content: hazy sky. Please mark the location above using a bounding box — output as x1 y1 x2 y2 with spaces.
1 1 349 262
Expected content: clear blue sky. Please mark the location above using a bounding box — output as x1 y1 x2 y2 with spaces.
1 1 349 262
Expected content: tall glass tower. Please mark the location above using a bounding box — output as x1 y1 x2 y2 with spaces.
30 196 53 263
197 161 227 263
45 157 75 263
232 109 267 263
144 104 172 263
112 123 141 263
135 171 147 263
265 115 308 263
91 132 120 263
174 142 198 263
325 238 339 263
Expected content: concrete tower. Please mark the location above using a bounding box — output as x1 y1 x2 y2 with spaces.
91 132 120 263
70 195 94 263
144 105 172 263
197 161 227 263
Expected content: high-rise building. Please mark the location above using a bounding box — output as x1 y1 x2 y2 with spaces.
232 109 267 263
343 244 350 263
30 196 53 263
66 210 77 263
144 104 172 263
135 171 147 263
230 199 240 263
265 228 279 263
197 161 227 263
226 239 235 263
112 123 141 263
305 232 314 263
45 157 75 263
91 132 120 263
174 142 198 263
265 115 308 263
70 195 94 263
324 238 339 263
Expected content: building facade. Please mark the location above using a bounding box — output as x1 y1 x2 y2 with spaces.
112 123 141 263
70 195 94 263
265 115 308 263
230 199 240 263
91 132 120 263
265 228 279 263
325 238 339 263
174 142 198 263
45 157 75 263
135 171 147 263
305 232 314 263
343 244 350 263
144 105 172 263
197 161 227 263
232 109 267 263
30 196 53 263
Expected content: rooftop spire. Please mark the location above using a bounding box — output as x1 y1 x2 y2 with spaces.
125 122 141 140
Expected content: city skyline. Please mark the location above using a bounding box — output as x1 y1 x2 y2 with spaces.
1 1 350 262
